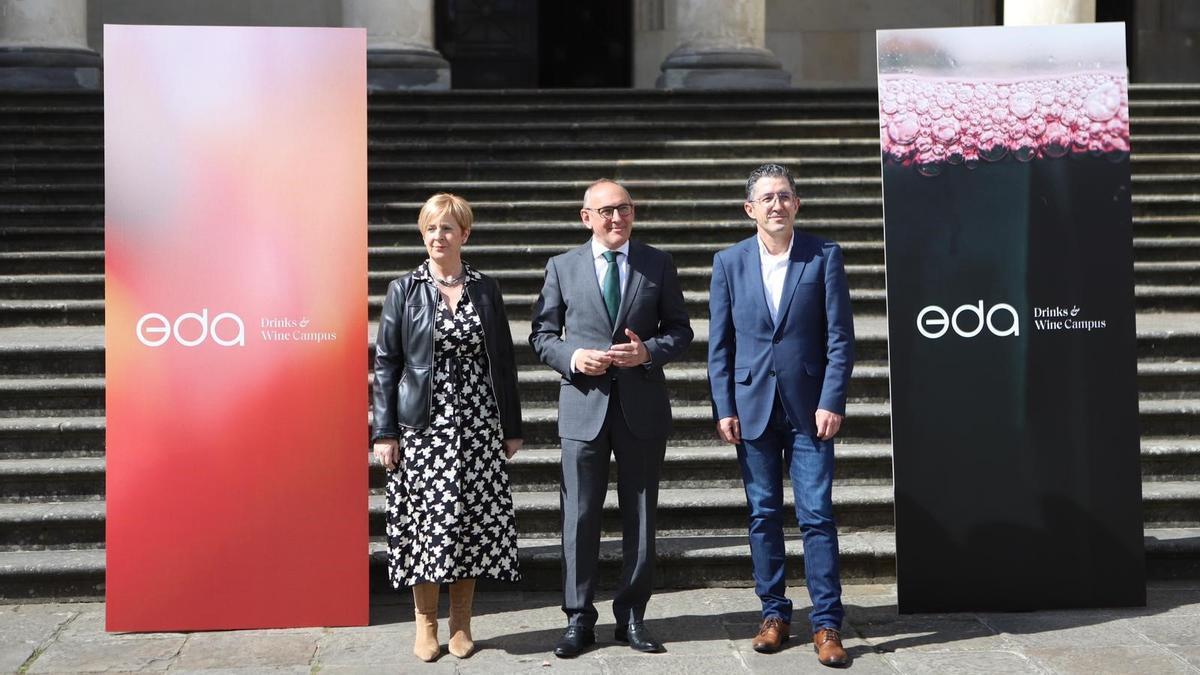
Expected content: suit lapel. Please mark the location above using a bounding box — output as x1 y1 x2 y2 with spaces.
772 229 809 336
613 241 645 337
743 237 775 326
577 243 614 332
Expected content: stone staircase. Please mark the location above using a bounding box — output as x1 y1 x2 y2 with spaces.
1 86 1198 600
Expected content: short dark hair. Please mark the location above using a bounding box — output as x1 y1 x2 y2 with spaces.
745 164 796 201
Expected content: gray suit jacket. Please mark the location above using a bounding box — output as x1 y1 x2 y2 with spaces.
530 239 693 442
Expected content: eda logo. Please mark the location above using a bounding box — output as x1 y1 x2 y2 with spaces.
136 309 246 347
917 300 1020 339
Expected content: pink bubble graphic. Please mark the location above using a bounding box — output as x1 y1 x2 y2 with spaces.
879 71 1129 172
1084 81 1121 121
887 112 921 145
1009 91 1036 119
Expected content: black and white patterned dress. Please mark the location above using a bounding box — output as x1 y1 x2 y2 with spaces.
385 262 521 587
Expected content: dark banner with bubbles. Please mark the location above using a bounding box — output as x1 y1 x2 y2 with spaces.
877 23 1145 613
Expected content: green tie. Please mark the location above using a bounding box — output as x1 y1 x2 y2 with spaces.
601 250 621 325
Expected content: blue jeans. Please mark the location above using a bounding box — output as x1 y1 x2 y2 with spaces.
736 398 843 630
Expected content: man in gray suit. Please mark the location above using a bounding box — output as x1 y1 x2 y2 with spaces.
530 179 693 658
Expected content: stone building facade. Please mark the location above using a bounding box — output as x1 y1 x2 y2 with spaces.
1 0 1197 89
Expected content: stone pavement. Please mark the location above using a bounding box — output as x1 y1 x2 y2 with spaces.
5 583 1200 674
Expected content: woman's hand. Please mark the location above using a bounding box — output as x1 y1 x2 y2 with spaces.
373 438 400 471
502 438 523 460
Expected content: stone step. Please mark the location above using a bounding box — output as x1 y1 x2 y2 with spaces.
0 178 882 203
9 153 1200 187
357 194 1197 222
14 525 1200 601
8 355 1200 420
370 154 1200 181
358 99 1200 124
0 486 889 550
0 87 1193 129
5 135 1199 167
0 456 104 502
358 237 1195 270
8 116 1196 148
5 215 1200 260
378 263 1199 297
4 314 1200 377
3 119 882 144
0 299 103 326
0 274 104 300
0 227 99 249
1 355 1195 419
0 376 104 417
0 327 104 376
9 478 1200 552
0 531 890 600
0 416 105 456
6 437 1200 506
395 286 1200 323
0 249 101 272
5 526 1200 600
1 397 1196 458
377 176 1200 203
3 173 1200 207
0 163 99 185
0 82 1192 107
0 223 1195 276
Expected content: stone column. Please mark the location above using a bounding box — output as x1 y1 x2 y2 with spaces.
1004 0 1096 25
342 0 450 91
657 0 789 89
0 0 100 90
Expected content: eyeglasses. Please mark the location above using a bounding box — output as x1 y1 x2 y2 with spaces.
584 203 634 220
751 192 796 206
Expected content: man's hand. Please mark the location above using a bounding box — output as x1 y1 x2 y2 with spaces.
575 349 613 375
717 416 741 445
815 409 843 440
373 438 400 471
502 438 523 460
607 329 650 368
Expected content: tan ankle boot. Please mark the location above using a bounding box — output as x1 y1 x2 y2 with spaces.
448 578 477 658
411 582 441 662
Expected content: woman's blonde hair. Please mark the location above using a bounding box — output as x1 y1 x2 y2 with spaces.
417 192 474 234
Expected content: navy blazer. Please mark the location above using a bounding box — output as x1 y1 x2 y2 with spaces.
707 230 855 440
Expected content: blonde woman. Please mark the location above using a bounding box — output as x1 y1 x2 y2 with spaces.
372 193 522 662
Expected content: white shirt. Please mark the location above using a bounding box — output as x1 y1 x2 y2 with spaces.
758 233 793 324
590 238 630 295
571 238 631 373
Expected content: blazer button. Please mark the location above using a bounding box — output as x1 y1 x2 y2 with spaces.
768 370 776 377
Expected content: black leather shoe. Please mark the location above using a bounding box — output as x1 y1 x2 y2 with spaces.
614 622 666 653
553 626 595 659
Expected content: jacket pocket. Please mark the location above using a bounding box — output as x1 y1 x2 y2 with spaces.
804 361 824 376
735 366 751 384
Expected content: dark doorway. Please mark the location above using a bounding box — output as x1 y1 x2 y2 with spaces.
436 0 631 89
1096 0 1136 79
538 1 631 88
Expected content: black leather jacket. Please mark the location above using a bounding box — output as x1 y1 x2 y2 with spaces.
372 264 522 441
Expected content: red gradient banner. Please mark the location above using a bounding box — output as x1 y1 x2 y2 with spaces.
104 25 367 631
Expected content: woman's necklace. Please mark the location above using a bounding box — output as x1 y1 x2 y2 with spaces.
433 272 465 288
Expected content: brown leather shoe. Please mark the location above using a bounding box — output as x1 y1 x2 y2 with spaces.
813 628 850 667
751 616 789 653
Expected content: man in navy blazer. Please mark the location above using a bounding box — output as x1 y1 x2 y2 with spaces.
708 164 854 667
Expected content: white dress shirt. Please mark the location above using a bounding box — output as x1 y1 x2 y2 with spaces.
571 238 631 373
590 238 630 294
758 233 793 324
